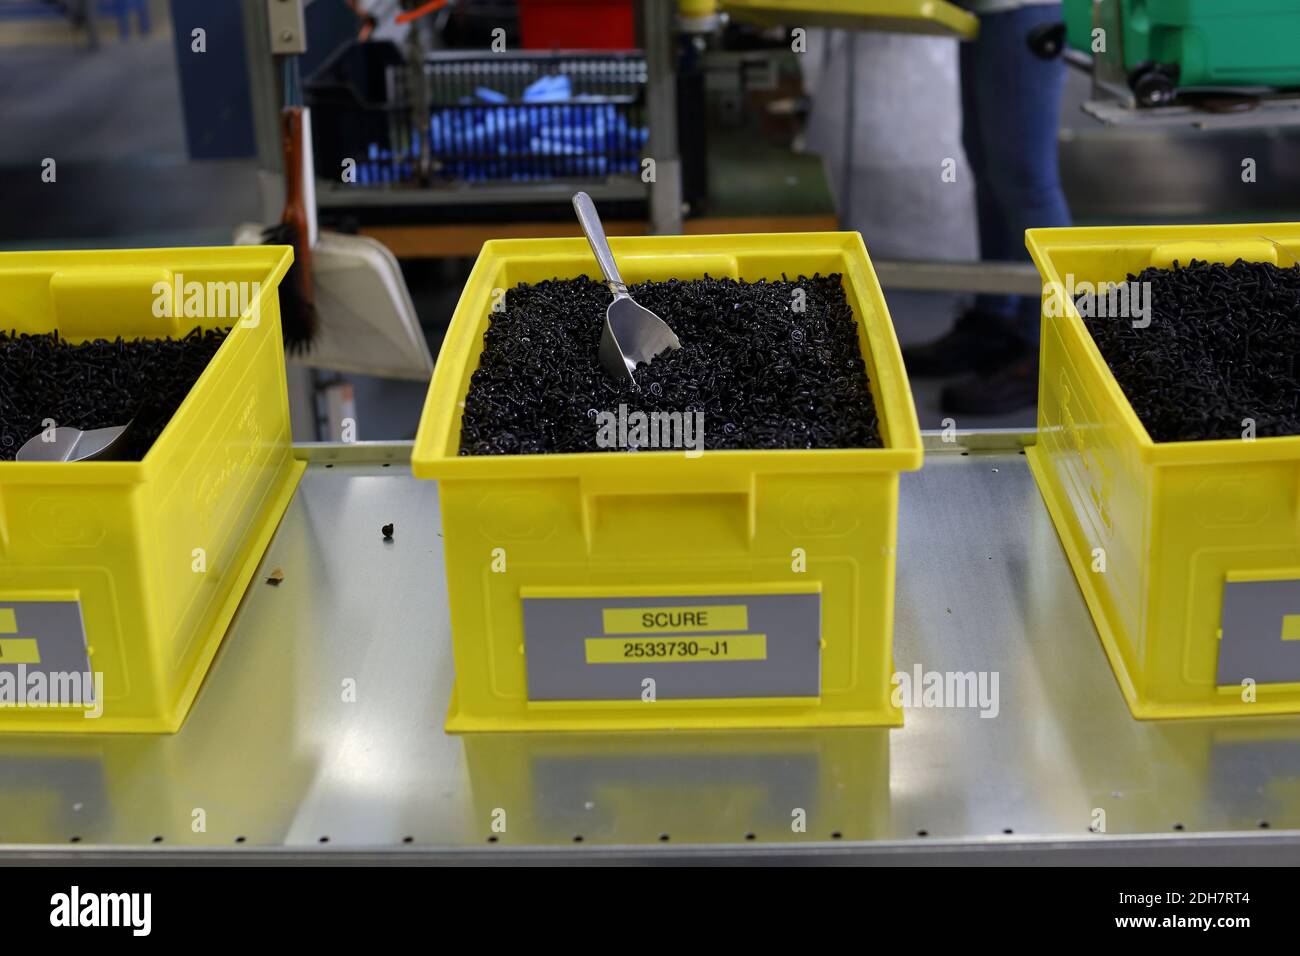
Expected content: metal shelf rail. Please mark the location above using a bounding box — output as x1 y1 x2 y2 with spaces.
2 433 1298 864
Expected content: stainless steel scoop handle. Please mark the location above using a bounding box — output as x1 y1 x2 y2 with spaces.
573 191 628 297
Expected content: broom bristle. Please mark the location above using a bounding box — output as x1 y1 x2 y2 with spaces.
262 220 318 355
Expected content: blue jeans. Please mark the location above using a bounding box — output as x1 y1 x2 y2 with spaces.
961 4 1071 345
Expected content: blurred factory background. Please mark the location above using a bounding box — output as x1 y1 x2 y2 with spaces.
2 0 1298 438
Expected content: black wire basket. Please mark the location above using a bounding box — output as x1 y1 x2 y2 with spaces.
307 43 648 187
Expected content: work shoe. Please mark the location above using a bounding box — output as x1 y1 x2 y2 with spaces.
940 353 1040 416
901 309 1026 378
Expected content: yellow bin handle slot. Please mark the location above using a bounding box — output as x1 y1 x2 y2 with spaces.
49 267 181 342
579 476 758 550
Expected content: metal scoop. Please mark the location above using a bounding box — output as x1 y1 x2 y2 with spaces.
572 191 681 385
16 422 132 462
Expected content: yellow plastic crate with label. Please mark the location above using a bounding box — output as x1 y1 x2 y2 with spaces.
0 246 304 733
1026 223 1300 719
413 232 922 732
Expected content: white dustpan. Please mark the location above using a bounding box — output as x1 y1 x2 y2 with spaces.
235 221 433 381
235 107 433 382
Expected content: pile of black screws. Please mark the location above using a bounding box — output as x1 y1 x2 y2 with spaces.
459 275 881 455
1080 259 1300 443
0 327 229 461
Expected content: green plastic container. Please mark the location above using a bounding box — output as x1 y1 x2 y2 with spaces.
1064 0 1096 56
1064 0 1150 63
1065 0 1300 90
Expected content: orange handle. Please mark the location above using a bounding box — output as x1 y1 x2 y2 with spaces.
396 0 449 25
279 107 314 306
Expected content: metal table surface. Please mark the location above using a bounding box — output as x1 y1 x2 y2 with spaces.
4 434 1300 865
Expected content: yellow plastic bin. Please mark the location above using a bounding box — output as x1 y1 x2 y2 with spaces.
1026 222 1300 719
720 0 978 39
0 246 305 733
412 232 923 732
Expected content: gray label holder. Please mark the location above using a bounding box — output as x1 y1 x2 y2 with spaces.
523 592 822 702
